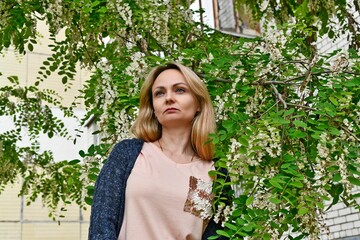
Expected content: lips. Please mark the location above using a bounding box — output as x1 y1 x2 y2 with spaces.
164 108 179 113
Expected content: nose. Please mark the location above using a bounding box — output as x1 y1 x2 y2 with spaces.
165 92 174 103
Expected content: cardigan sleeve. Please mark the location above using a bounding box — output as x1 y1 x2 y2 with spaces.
88 139 143 240
202 217 225 240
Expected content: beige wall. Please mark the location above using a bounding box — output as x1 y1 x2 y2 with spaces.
0 20 91 108
0 20 92 239
0 180 90 240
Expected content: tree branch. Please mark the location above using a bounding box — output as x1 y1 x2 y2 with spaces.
340 126 360 142
259 70 360 85
271 83 287 109
287 103 317 111
286 103 359 142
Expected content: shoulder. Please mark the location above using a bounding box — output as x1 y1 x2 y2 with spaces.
103 138 145 171
112 138 144 154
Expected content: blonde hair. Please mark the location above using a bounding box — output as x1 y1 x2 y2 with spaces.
131 62 216 161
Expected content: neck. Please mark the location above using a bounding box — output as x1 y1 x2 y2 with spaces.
159 126 193 155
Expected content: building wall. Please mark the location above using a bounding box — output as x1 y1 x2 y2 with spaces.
0 180 91 240
320 187 360 240
0 20 92 240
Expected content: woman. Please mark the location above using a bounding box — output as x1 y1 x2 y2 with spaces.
88 62 223 239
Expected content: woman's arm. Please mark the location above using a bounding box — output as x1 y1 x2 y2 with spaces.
88 139 143 240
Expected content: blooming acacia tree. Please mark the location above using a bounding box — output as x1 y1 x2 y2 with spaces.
0 0 359 238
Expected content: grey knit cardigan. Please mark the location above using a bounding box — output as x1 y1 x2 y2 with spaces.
88 138 224 240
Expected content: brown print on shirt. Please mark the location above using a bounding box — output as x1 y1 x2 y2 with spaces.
183 176 213 221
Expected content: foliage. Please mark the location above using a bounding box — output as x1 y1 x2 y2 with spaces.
0 0 359 238
235 0 360 51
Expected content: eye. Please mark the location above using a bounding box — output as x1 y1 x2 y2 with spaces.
175 88 186 93
154 90 164 97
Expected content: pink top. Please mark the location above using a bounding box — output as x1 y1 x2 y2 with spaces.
118 142 214 240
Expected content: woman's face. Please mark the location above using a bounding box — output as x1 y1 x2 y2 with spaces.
152 69 200 128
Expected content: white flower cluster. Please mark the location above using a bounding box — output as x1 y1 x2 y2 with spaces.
258 21 288 60
252 190 276 211
297 194 327 239
337 153 352 192
142 0 170 45
314 130 355 192
214 95 227 121
338 93 353 111
47 0 64 33
260 0 269 12
109 0 132 27
124 51 147 96
112 108 131 142
225 124 282 183
329 52 349 73
249 129 281 163
94 59 119 137
213 202 236 227
343 118 354 132
200 53 214 65
213 66 244 121
245 87 263 117
95 58 116 113
314 133 331 184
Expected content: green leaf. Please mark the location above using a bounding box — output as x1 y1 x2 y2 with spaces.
269 178 283 189
207 236 219 240
48 131 54 138
208 170 217 178
68 159 80 165
7 76 19 84
67 177 73 186
222 120 233 130
348 176 360 186
28 43 34 51
85 197 93 205
91 1 100 7
88 173 98 181
239 146 247 154
290 181 304 188
79 150 86 157
224 222 237 231
329 97 338 106
263 233 272 240
293 120 307 128
298 207 309 215
246 196 254 206
352 193 360 199
274 117 290 125
270 197 282 204
343 77 360 87
238 137 249 147
329 128 341 135
242 224 253 232
289 130 307 139
284 108 295 117
333 173 341 182
216 230 231 238
97 6 107 13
